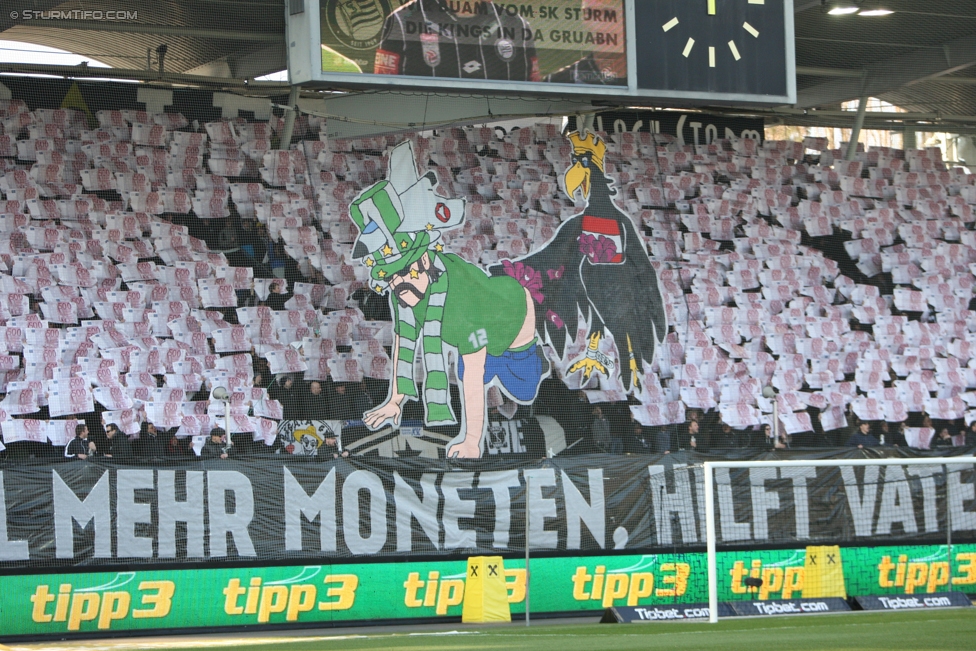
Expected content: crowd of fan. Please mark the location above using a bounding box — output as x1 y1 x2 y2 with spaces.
1 92 976 462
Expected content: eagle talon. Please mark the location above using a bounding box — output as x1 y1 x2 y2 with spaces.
568 332 613 381
568 356 608 382
627 333 642 392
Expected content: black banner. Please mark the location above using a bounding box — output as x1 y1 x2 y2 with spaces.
569 110 764 146
1 451 975 569
0 76 287 125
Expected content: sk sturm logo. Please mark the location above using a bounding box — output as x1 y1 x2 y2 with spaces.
496 38 514 61
421 33 441 67
326 0 391 50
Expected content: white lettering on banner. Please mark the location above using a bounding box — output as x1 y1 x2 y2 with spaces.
157 470 205 558
715 468 751 542
116 470 154 558
906 466 941 533
562 469 605 550
636 607 681 620
53 471 112 559
207 471 256 557
136 88 173 114
212 93 273 120
751 601 830 614
341 470 386 554
441 473 477 549
781 467 816 540
478 470 520 548
877 596 952 609
749 467 780 541
0 471 29 560
947 464 976 532
283 467 337 552
8 461 976 562
840 466 880 537
394 472 440 552
875 466 918 536
648 464 698 544
524 468 558 549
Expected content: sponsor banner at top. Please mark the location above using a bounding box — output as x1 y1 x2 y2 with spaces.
320 0 627 86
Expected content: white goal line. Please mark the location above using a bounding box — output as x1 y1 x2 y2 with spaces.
702 456 976 623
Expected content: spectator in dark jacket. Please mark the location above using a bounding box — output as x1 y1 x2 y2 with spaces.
591 406 621 453
201 427 229 459
65 423 95 460
847 421 881 448
264 279 291 312
302 381 330 420
270 376 302 419
652 427 673 454
679 419 702 451
137 422 166 459
104 423 133 460
932 427 955 449
965 421 976 447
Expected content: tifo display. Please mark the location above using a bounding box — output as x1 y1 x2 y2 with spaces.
0 72 976 639
0 78 975 463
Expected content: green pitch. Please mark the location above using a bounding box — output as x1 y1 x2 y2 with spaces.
8 609 976 651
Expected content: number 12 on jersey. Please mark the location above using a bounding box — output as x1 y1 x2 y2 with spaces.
468 329 488 349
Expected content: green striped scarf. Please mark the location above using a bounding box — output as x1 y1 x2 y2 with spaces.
395 253 455 425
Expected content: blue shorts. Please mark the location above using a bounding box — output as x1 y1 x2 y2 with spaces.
458 343 545 403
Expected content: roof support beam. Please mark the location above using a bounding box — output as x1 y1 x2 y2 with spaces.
794 1 822 13
795 32 976 109
796 66 865 79
3 21 282 42
0 62 290 90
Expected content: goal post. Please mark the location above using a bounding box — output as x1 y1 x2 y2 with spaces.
703 457 976 623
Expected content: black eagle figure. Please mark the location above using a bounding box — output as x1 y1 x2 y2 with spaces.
490 131 667 392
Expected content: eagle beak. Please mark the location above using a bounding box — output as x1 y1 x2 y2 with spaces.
564 161 590 200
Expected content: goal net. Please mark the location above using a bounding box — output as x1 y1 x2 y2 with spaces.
702 457 976 622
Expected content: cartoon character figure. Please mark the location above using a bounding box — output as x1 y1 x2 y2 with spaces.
489 131 667 392
350 141 548 459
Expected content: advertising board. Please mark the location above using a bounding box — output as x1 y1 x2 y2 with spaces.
4 543 974 638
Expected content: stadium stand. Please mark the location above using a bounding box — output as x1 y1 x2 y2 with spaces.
0 86 975 462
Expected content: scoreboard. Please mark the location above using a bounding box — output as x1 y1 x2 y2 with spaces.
288 0 794 105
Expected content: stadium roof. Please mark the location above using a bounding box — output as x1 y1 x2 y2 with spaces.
2 0 976 131
0 0 286 80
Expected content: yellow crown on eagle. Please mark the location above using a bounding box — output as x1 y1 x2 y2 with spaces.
569 130 606 172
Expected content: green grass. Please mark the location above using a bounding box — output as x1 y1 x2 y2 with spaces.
8 610 976 651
